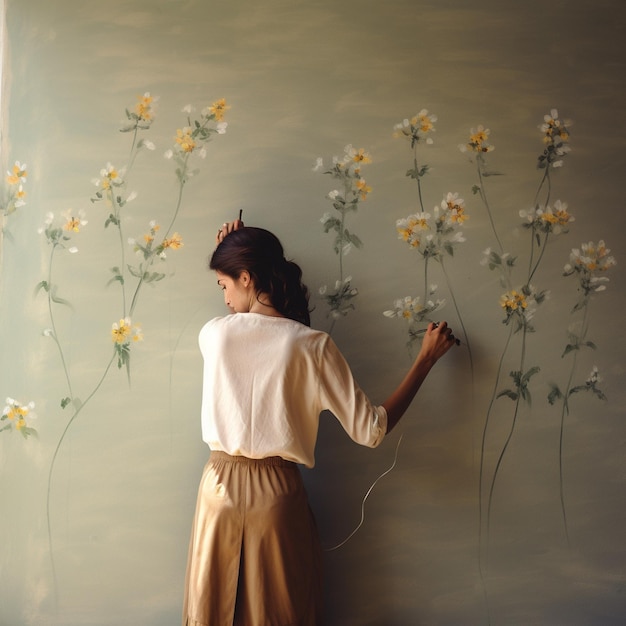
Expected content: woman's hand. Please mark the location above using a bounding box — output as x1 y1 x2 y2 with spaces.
418 321 458 368
216 217 244 245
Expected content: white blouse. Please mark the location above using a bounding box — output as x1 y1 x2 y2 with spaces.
199 313 387 467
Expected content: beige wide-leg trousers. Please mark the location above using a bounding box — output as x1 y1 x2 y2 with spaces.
183 452 323 626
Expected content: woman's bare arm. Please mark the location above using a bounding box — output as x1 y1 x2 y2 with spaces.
383 321 457 433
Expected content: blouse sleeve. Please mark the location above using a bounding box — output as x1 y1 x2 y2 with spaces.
317 335 387 448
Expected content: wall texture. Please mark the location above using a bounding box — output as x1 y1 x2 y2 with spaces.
1 1 625 624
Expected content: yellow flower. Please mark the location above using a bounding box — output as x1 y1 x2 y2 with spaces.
6 161 27 185
162 232 184 250
175 128 196 153
65 218 81 232
61 208 87 233
397 226 412 241
111 318 132 344
412 214 430 231
99 163 121 190
500 290 528 311
132 325 143 342
417 113 434 133
6 404 27 421
209 98 229 121
352 148 372 164
449 207 469 224
356 178 372 199
3 398 36 433
135 92 155 121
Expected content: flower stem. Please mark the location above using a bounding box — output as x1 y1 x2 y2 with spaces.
476 159 504 253
128 160 188 318
557 303 590 546
117 217 127 316
440 258 474 383
527 230 550 285
486 326 527 565
533 167 551 209
47 245 75 400
413 147 425 213
479 324 513 574
46 351 116 603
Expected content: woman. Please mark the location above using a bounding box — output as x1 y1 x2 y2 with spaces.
183 220 457 626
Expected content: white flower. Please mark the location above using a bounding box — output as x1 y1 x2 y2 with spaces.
319 285 327 295
182 104 194 114
38 212 55 234
68 247 78 254
328 190 340 200
216 122 228 134
452 231 466 243
164 149 174 160
313 157 324 172
587 366 601 384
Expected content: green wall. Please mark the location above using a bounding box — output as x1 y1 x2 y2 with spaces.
1 1 625 624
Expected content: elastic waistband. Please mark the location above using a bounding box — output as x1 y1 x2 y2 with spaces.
209 450 297 468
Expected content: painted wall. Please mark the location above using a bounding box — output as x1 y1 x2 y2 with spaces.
1 1 625 624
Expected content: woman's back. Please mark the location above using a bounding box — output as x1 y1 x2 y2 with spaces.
199 312 386 467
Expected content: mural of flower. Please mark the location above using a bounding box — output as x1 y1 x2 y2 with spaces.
62 208 88 233
393 109 437 147
520 199 574 235
316 144 371 332
460 125 495 155
25 94 232 599
549 240 616 543
2 160 29 217
1 397 37 438
538 108 572 169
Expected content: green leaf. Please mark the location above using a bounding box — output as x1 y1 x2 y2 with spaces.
105 213 119 228
593 388 607 401
61 397 71 409
107 266 125 287
50 286 73 309
34 280 50 296
522 366 540 384
145 271 166 284
547 384 563 405
497 389 518 401
562 343 577 357
346 231 363 248
568 385 585 396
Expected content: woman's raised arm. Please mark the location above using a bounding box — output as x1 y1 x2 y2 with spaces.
383 321 457 433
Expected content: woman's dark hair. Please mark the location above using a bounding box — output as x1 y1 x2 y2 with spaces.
210 227 311 326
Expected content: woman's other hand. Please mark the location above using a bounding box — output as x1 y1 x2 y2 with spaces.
216 218 244 245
